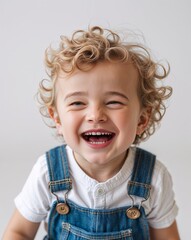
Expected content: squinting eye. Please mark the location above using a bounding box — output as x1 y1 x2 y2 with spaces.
68 101 87 110
106 101 125 109
107 101 123 105
70 101 85 106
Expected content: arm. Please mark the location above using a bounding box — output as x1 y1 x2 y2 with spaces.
3 209 40 240
149 220 180 240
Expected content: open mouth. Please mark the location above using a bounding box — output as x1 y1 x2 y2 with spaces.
81 131 115 144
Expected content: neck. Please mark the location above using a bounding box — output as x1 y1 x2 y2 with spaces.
74 150 128 182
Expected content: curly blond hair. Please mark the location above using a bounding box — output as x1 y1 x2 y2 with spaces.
38 26 172 144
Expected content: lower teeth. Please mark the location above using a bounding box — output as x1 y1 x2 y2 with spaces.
90 141 106 144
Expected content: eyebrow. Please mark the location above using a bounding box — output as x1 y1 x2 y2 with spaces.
64 91 129 101
106 91 129 100
64 92 87 101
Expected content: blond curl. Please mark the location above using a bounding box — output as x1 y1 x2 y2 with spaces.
37 26 172 144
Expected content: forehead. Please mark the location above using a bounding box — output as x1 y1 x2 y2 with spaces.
56 61 139 94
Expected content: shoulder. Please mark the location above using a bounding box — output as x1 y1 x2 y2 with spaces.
31 153 49 182
133 147 171 185
152 158 172 188
14 153 51 222
144 156 178 228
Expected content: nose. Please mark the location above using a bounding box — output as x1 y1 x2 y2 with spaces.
86 105 107 123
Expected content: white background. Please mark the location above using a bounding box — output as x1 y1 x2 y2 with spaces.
1 0 191 239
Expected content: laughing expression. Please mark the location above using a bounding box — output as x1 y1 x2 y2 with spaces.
81 130 115 148
52 61 149 176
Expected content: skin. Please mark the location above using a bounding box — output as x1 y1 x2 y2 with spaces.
3 61 180 239
52 61 149 181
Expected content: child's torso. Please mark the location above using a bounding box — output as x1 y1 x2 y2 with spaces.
44 145 156 240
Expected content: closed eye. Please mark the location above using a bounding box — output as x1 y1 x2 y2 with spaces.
68 101 86 110
69 101 85 106
107 101 124 105
106 101 125 109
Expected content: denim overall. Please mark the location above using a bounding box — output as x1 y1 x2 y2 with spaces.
44 145 156 240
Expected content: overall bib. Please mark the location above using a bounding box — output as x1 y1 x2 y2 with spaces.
45 145 156 240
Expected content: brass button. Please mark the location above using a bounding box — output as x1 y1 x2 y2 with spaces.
126 207 141 219
56 203 70 215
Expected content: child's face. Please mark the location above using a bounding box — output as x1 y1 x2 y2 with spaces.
51 61 149 168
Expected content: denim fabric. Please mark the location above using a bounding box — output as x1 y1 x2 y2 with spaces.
45 145 156 240
46 146 72 193
128 148 156 200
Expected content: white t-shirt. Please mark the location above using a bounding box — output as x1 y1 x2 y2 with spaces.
15 146 178 229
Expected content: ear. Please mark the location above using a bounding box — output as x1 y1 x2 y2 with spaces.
48 108 62 135
136 107 151 136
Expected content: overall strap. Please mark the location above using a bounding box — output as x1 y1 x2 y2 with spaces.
46 145 72 193
128 147 156 200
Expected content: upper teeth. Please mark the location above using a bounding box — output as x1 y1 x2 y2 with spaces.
84 132 112 136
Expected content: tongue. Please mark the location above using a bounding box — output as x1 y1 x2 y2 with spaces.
89 136 109 142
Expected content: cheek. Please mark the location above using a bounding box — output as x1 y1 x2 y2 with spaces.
59 112 82 133
114 111 140 136
116 115 127 127
114 111 138 127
